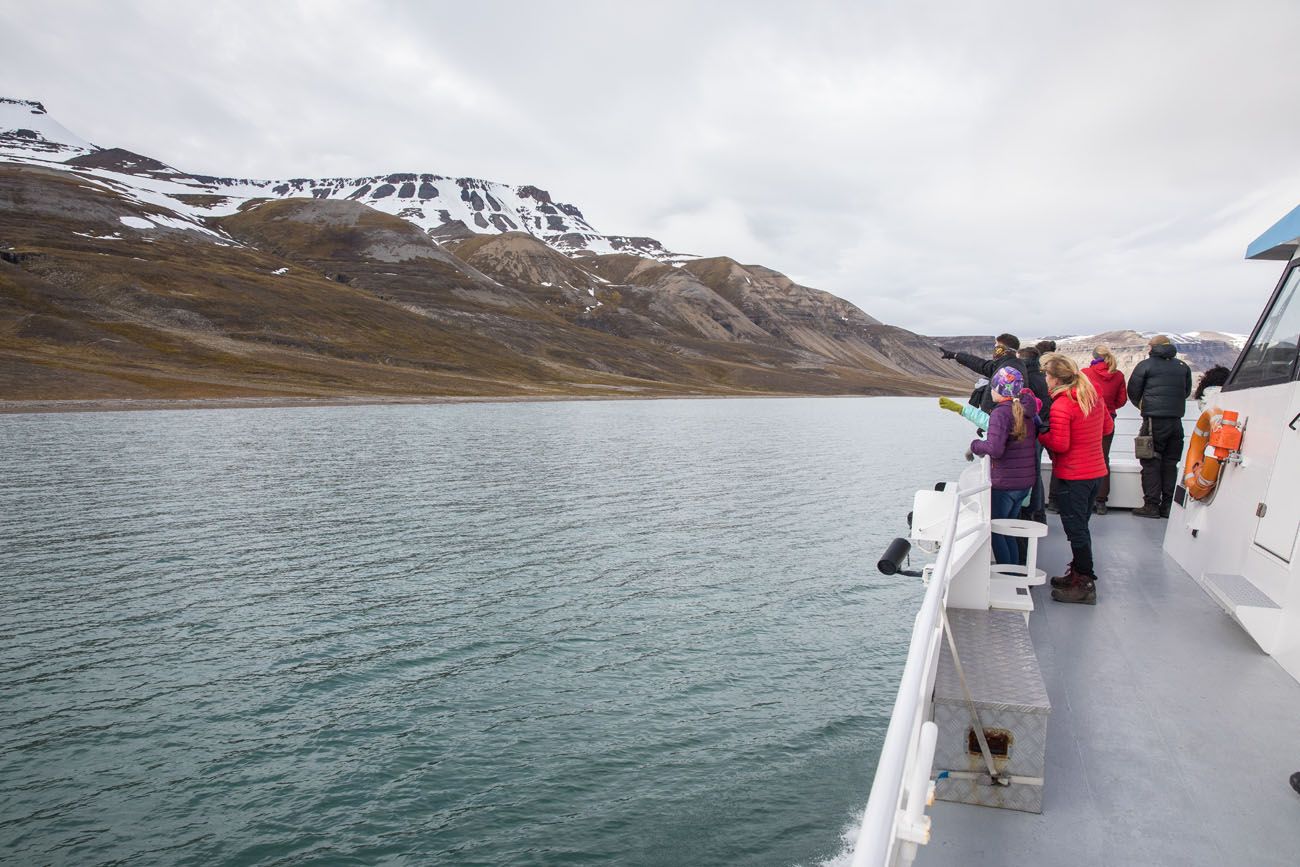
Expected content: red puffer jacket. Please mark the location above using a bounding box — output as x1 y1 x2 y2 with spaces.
1038 387 1108 480
1083 362 1126 436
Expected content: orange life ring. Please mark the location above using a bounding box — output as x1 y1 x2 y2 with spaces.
1182 410 1222 500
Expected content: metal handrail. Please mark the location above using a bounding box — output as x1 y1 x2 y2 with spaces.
850 458 991 867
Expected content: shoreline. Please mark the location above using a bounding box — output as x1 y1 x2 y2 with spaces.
0 390 953 416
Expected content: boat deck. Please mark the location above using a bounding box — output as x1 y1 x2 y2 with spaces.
920 512 1300 867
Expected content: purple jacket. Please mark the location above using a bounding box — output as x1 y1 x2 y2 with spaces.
970 392 1040 491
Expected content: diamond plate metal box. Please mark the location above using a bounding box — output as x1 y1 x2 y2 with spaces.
932 608 1051 813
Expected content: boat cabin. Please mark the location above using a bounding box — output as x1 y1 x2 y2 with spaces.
1164 203 1300 684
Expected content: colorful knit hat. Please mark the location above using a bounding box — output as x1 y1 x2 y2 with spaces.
991 366 1024 399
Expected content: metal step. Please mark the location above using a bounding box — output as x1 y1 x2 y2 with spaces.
989 578 1034 621
1199 573 1282 653
1202 572 1281 610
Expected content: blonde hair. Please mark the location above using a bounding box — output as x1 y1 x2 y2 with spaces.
1041 352 1098 416
1093 344 1118 373
1009 396 1027 440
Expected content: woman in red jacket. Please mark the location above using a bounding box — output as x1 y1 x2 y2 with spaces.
1039 353 1108 604
1081 345 1126 514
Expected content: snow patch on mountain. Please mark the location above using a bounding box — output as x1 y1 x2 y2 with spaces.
0 97 691 262
1049 331 1247 350
0 98 98 158
1171 330 1248 346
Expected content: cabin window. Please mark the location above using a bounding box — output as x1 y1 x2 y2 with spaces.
1228 264 1300 390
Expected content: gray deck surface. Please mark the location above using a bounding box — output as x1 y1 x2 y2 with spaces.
920 514 1300 867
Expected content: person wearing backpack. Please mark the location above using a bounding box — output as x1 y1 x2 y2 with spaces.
969 368 1041 565
1127 335 1193 518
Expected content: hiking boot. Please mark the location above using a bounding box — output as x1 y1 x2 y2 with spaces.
1094 501 1108 515
1132 505 1161 519
1159 505 1171 518
1291 771 1300 796
1052 577 1097 605
1049 564 1075 589
1044 501 1060 514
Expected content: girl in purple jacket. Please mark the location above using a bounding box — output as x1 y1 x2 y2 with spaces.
971 367 1040 564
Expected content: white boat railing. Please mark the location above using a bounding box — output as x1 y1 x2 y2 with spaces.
850 457 992 867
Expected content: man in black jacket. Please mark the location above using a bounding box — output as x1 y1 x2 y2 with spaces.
1127 335 1193 518
1019 346 1053 520
1019 346 1054 423
940 333 1026 414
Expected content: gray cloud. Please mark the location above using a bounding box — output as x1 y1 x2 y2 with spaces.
4 0 1299 336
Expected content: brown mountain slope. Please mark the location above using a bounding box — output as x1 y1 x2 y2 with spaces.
441 231 603 312
0 164 966 400
220 199 536 313
682 257 969 380
583 253 675 285
577 253 773 343
424 228 959 390
0 168 683 397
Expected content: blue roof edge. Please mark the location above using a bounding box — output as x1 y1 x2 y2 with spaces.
1247 203 1300 260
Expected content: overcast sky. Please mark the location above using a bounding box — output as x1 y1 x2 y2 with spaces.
5 0 1300 337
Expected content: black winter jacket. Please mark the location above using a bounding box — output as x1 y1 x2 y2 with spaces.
1127 344 1192 417
1022 357 1053 428
954 351 1027 414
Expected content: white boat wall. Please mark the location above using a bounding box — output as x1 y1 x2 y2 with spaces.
1163 204 1300 681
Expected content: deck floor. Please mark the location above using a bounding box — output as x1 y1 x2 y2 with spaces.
920 512 1300 867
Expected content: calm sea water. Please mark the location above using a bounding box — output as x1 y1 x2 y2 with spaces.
0 397 969 866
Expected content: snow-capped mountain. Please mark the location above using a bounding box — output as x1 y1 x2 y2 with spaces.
0 97 686 261
1050 330 1246 378
1045 330 1248 350
0 96 979 402
0 98 98 159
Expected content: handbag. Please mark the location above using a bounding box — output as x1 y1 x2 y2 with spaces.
1134 416 1155 460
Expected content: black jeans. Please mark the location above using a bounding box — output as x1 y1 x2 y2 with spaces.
1057 476 1102 577
1097 432 1114 503
1028 441 1046 516
1140 416 1184 510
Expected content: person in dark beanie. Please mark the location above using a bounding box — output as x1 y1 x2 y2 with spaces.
1194 365 1231 411
939 333 1026 414
1018 346 1053 521
1034 339 1061 513
1127 334 1193 518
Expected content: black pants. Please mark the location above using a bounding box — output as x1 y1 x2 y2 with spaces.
1057 476 1102 577
1028 441 1046 516
1140 416 1184 510
1097 432 1114 503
